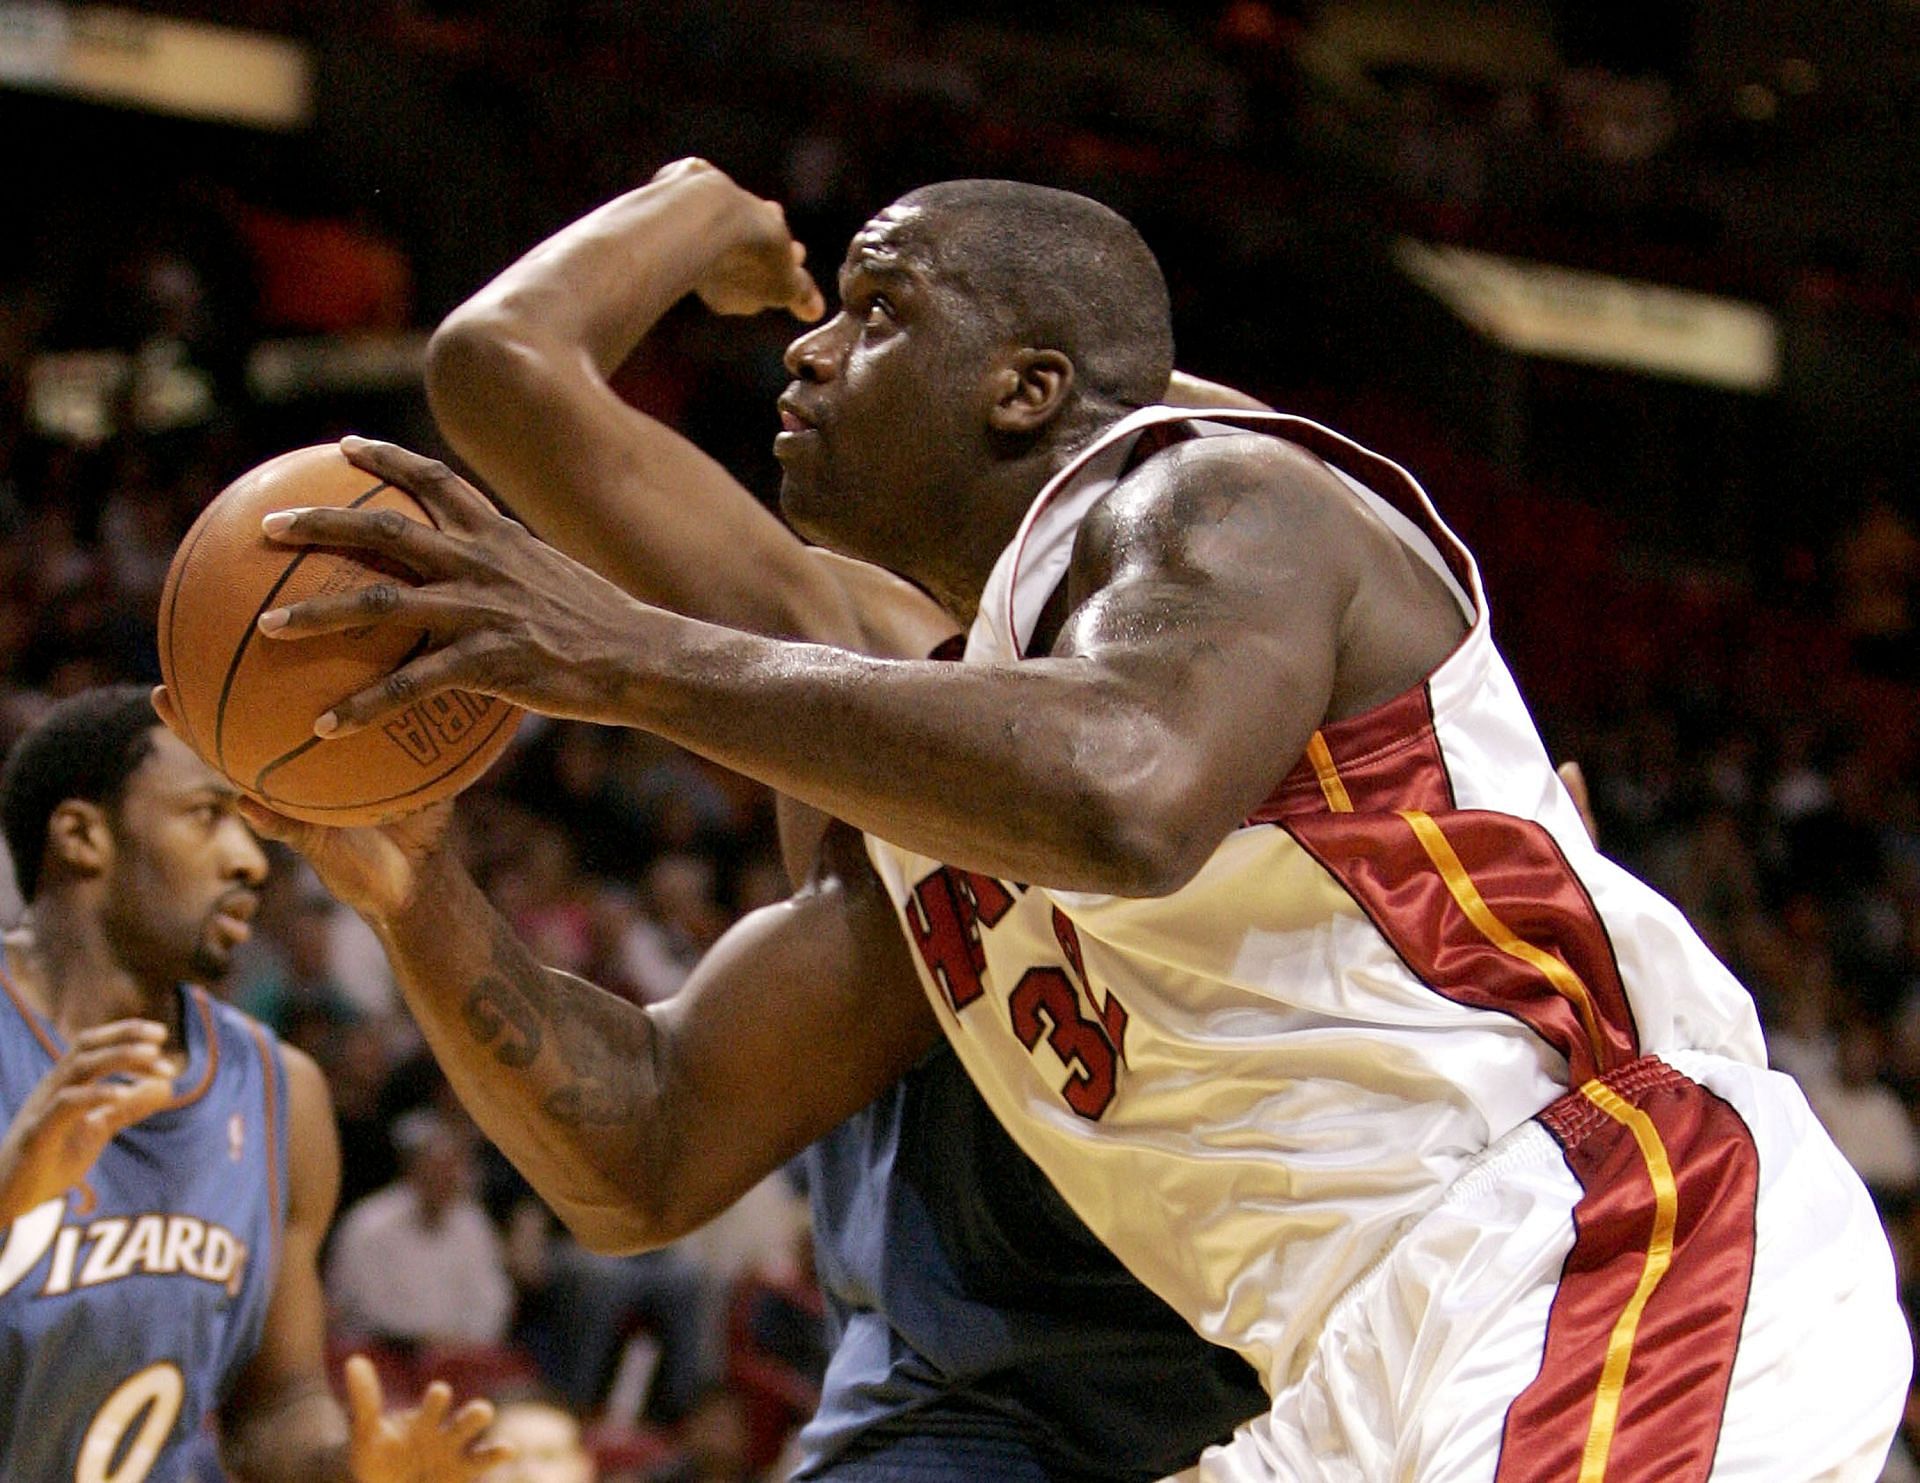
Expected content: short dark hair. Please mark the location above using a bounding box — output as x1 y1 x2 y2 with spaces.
0 686 161 902
897 180 1175 409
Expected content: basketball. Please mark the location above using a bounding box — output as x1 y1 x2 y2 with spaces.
157 444 524 827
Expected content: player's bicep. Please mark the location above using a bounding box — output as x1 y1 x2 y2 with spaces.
644 823 938 1232
1055 439 1352 849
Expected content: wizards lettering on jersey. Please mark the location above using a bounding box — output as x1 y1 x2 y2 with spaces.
903 867 1129 1120
0 1200 249 1301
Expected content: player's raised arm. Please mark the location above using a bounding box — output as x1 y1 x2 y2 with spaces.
421 158 951 661
230 792 936 1257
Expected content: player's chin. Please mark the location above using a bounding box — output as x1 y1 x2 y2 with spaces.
777 469 831 540
188 933 237 983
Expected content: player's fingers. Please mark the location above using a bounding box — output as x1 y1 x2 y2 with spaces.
343 1354 383 1435
789 258 826 322
76 1075 176 1135
149 685 187 741
260 503 470 580
54 1040 173 1089
415 1379 453 1430
463 1439 518 1470
1556 760 1598 846
339 437 496 535
67 1019 169 1054
444 1396 496 1447
234 797 304 845
257 581 472 642
314 638 487 739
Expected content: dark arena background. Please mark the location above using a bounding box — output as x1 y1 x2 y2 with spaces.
2 1 1917 1476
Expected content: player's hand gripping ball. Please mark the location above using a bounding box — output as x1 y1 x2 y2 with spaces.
157 445 523 826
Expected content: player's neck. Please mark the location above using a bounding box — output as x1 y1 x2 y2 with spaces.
6 904 185 1047
917 431 1103 625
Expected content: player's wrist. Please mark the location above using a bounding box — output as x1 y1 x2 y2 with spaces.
359 836 472 943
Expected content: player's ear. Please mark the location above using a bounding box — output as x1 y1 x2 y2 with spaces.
45 800 113 882
987 349 1074 436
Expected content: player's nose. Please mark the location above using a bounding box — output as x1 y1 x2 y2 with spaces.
783 316 841 383
222 816 270 886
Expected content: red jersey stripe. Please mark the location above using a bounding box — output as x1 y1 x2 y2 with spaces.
1497 1060 1759 1483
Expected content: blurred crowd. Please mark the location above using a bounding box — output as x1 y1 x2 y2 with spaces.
3 0 1919 1475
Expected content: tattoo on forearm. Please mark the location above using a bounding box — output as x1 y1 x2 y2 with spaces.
462 970 543 1068
461 917 645 1126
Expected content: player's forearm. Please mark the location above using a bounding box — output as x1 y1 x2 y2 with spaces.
363 852 683 1251
433 168 740 378
604 613 1222 896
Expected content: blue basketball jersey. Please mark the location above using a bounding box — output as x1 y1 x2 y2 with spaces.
795 1043 1265 1481
0 973 288 1483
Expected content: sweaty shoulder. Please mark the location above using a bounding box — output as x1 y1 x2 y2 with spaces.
1067 431 1367 613
1068 429 1467 720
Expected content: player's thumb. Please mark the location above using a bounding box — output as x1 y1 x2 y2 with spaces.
149 686 186 741
235 797 304 846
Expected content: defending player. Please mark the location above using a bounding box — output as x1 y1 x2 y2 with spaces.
213 175 1906 1478
0 687 509 1482
413 159 1267 1479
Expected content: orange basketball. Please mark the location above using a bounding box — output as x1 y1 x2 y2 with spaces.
158 444 524 827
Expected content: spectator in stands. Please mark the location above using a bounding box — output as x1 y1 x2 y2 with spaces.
326 1108 515 1349
506 1197 723 1425
1802 1022 1920 1212
643 1387 755 1483
481 1396 596 1483
234 882 361 1038
1835 492 1920 685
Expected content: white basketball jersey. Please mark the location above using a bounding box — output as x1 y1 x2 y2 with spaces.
863 406 1768 1390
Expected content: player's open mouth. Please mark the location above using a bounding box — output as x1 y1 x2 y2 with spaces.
212 894 258 944
210 915 251 947
775 397 820 451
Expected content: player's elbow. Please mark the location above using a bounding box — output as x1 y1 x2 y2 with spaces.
1070 746 1222 898
559 1204 674 1257
553 1181 707 1257
424 312 552 432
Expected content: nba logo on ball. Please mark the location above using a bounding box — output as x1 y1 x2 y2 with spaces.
158 445 524 825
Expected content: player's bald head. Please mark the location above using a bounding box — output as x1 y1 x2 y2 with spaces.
892 180 1174 410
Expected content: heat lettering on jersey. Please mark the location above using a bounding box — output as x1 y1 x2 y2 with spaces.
904 868 1015 1012
902 868 1128 1120
1050 908 1129 1064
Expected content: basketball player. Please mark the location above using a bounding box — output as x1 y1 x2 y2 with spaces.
0 687 509 1481
217 173 1907 1479
415 159 1266 1479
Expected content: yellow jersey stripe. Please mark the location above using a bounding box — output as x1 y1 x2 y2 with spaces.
1397 808 1609 1069
1306 731 1354 813
1575 1078 1680 1482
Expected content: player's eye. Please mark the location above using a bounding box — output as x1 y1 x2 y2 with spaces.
861 295 895 327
